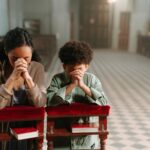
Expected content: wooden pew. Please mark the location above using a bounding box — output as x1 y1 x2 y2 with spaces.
46 103 110 150
0 106 45 150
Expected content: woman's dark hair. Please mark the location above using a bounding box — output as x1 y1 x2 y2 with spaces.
0 41 7 62
3 27 33 52
0 27 41 63
59 40 93 64
32 50 42 63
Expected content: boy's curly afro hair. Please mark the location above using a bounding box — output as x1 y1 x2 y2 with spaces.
59 41 93 65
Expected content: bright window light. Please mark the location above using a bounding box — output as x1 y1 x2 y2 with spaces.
107 0 116 3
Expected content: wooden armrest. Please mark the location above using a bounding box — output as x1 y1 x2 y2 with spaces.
0 106 45 121
46 103 110 118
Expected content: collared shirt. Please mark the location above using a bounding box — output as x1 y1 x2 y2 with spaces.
47 72 108 106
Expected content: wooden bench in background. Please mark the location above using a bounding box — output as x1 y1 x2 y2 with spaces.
0 106 45 150
32 34 57 71
46 103 110 150
137 34 150 58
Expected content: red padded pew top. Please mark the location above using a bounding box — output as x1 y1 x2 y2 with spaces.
0 106 45 121
46 103 110 118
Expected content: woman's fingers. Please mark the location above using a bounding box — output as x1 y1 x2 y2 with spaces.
15 59 28 68
15 62 27 67
16 66 27 72
13 59 28 78
16 64 28 69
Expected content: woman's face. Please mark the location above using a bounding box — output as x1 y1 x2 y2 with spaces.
7 45 32 67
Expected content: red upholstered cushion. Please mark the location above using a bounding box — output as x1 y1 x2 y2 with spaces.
0 106 45 121
46 103 110 117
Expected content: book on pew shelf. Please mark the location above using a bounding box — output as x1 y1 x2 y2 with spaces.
71 123 99 133
10 127 38 140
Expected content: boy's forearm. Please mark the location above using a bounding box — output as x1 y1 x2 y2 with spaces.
80 84 92 97
66 83 76 96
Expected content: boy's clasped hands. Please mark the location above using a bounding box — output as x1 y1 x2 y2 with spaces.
70 69 84 88
66 69 92 97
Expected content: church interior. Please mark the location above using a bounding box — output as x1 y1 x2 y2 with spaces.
0 0 150 150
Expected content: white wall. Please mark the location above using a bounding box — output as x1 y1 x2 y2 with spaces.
23 0 70 48
4 0 150 53
0 0 9 35
0 0 71 49
70 0 80 40
8 0 52 33
51 0 70 48
112 0 150 52
0 0 24 35
129 0 150 52
9 0 24 29
23 0 52 34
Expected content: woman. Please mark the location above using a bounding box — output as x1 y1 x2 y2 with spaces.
0 27 46 150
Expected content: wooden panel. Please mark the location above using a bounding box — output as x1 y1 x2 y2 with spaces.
79 0 109 48
118 12 130 50
137 34 150 57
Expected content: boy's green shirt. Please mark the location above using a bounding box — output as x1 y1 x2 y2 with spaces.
47 72 108 106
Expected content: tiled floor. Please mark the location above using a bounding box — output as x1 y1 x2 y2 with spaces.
45 50 150 150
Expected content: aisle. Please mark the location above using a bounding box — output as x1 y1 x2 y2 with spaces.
91 50 150 150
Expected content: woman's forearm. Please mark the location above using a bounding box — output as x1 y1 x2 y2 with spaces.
4 76 15 94
24 76 35 89
26 84 46 107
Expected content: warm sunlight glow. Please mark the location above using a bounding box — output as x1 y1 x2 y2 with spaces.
107 0 117 3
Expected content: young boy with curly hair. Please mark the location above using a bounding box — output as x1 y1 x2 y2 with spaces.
47 40 108 149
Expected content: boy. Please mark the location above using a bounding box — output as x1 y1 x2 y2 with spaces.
47 41 108 149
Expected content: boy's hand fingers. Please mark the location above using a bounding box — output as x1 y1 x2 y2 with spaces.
70 71 77 75
73 75 83 80
71 73 83 79
70 70 83 74
70 69 82 74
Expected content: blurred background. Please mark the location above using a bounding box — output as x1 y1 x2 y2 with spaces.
1 0 150 69
1 0 150 150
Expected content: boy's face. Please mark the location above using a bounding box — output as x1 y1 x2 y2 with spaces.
63 63 89 75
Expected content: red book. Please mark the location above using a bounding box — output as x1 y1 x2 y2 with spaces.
71 123 99 133
10 127 38 140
